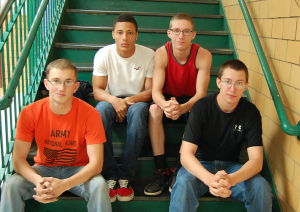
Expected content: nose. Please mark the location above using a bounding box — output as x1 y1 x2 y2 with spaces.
58 82 66 90
178 31 184 38
229 83 236 92
123 32 128 40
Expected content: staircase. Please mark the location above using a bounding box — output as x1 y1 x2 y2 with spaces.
25 0 281 211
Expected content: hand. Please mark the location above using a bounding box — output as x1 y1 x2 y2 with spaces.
33 180 57 204
39 177 69 198
208 170 232 198
124 97 135 106
164 97 181 120
111 97 128 121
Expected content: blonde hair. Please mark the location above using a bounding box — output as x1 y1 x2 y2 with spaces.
46 59 78 81
169 13 194 31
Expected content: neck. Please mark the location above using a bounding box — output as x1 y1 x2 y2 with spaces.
116 45 135 58
49 99 73 115
216 94 238 113
172 43 192 64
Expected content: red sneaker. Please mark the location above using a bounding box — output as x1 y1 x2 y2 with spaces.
117 178 134 201
106 178 118 202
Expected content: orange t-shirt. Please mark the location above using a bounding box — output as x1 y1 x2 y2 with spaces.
16 97 106 167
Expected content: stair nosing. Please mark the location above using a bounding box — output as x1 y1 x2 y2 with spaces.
54 43 234 55
128 0 219 5
65 9 223 19
60 25 228 36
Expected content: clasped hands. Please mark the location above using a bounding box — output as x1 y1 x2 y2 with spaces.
111 97 135 122
33 177 67 204
208 170 232 198
163 97 182 120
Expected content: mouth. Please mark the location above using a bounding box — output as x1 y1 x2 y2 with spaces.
227 94 236 98
57 93 66 97
121 43 129 46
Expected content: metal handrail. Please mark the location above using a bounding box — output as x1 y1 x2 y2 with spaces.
0 0 14 26
238 0 300 140
0 0 49 110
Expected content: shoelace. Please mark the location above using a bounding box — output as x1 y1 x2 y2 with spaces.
118 179 129 188
106 179 117 189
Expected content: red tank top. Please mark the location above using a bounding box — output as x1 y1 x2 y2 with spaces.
162 41 200 97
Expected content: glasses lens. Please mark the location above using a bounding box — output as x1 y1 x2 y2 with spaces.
64 81 75 87
183 30 191 35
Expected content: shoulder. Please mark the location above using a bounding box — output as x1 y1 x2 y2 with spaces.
95 44 115 58
195 45 212 67
75 98 101 118
135 44 155 58
192 94 215 112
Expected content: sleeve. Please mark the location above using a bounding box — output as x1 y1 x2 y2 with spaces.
244 104 263 147
15 106 35 142
92 48 108 77
84 108 106 145
145 50 155 78
182 100 206 146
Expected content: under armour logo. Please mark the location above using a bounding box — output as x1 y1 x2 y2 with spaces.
233 124 242 132
134 67 140 70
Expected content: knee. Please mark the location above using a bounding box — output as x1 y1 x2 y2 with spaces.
89 175 109 194
95 102 115 120
149 104 163 121
2 174 26 195
248 176 272 200
129 103 149 119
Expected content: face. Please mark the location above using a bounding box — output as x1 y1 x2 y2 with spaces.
112 22 138 58
216 67 248 110
167 19 196 50
44 68 79 107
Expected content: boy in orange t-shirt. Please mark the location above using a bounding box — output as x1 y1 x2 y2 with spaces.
1 59 112 212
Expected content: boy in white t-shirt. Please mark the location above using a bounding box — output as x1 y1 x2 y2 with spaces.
92 14 155 202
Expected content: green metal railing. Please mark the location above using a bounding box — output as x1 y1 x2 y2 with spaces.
0 0 66 184
238 0 300 141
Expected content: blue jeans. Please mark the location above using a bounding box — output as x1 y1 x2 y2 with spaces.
0 165 111 212
170 161 272 212
95 101 149 179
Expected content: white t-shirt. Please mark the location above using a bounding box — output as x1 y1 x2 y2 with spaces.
93 44 155 97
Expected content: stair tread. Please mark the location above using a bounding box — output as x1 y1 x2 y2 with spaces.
66 9 223 19
73 62 220 75
127 0 219 5
54 42 234 54
60 25 228 36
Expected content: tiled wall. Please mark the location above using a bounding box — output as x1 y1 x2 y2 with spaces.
221 0 300 211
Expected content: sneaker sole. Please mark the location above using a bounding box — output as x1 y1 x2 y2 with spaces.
144 186 165 196
110 195 117 203
117 190 134 201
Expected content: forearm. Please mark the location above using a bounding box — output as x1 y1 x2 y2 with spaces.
152 90 167 110
93 88 117 104
62 162 102 191
228 159 262 186
181 153 213 186
127 89 152 103
180 91 206 114
14 159 42 185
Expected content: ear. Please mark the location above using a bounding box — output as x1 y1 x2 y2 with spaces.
73 82 80 93
216 78 221 89
112 31 115 39
44 79 50 90
243 82 249 91
191 31 196 40
167 30 172 39
135 31 138 40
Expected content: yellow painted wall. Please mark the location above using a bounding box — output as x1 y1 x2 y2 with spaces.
221 0 300 211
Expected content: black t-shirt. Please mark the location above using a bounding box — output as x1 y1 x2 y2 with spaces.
183 93 262 162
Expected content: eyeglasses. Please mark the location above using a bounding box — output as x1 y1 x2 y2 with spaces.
47 79 76 87
169 29 193 36
221 80 246 89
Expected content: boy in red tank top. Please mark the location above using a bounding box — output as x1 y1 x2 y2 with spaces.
144 13 212 196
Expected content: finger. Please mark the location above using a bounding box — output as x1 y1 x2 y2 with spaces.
219 179 231 188
43 181 53 190
34 188 54 195
41 193 56 199
33 195 58 204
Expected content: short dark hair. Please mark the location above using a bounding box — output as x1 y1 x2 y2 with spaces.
170 13 194 31
46 59 78 81
218 59 249 83
113 14 138 32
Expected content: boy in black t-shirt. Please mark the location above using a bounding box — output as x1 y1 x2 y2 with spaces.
169 59 272 212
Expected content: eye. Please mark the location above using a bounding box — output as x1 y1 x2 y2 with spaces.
128 32 133 35
224 80 232 85
65 81 73 86
236 82 243 86
52 80 60 84
174 29 180 33
183 30 190 34
117 31 122 35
